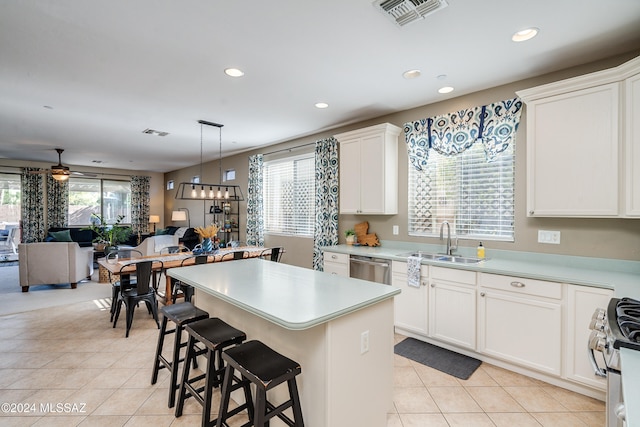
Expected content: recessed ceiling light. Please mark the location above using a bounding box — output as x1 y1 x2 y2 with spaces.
315 102 329 109
224 68 245 77
512 27 539 42
43 105 53 109
403 69 421 79
438 86 454 94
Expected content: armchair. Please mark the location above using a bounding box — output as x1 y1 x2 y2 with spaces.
18 242 93 292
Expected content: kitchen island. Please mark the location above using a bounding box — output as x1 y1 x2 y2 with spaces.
167 258 400 427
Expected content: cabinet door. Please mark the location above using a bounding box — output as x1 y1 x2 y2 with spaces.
429 281 476 349
392 262 428 336
338 139 361 214
625 72 640 216
565 285 612 390
526 83 619 217
478 289 562 375
359 134 386 214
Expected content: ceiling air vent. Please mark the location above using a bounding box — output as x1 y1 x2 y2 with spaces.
373 0 448 27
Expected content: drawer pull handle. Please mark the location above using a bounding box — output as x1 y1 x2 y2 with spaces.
480 292 486 297
510 281 525 288
430 283 435 288
331 255 338 259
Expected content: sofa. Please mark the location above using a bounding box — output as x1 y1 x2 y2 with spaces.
18 242 94 292
46 227 98 247
132 234 180 256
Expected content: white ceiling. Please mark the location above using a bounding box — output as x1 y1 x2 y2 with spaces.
1 0 639 173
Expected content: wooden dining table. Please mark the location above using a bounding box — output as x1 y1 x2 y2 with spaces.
97 246 270 305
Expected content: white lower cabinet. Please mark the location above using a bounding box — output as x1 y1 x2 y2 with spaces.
565 284 612 390
392 261 428 336
323 251 349 277
478 273 562 376
429 266 476 349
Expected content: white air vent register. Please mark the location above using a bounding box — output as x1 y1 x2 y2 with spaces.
373 0 448 27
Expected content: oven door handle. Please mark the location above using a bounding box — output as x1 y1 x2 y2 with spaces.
587 344 607 378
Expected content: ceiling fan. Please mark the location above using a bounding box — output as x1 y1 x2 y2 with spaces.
30 148 97 181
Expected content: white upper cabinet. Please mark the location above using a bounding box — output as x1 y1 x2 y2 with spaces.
336 123 400 214
517 55 640 218
625 71 640 216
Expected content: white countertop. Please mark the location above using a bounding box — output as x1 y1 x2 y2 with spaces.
167 258 400 330
322 242 640 299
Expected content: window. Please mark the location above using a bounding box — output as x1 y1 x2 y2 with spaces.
408 142 514 241
0 173 21 225
263 154 315 237
68 178 131 226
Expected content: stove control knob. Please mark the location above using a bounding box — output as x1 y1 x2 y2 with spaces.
588 331 607 352
589 317 606 331
591 308 606 321
615 403 626 421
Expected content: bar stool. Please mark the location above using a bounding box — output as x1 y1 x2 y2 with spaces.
151 302 209 408
217 340 304 427
175 317 248 426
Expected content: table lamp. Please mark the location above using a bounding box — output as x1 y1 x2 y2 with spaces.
171 208 190 227
149 215 160 232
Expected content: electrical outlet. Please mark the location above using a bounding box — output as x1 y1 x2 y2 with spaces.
360 330 369 354
538 230 561 244
392 225 399 235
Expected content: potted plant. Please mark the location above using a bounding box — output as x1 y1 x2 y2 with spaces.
84 214 132 253
345 229 357 245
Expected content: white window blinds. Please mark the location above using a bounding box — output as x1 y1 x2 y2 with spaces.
263 154 315 237
408 142 514 241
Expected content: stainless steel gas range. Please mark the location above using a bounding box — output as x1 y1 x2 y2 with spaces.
589 297 640 427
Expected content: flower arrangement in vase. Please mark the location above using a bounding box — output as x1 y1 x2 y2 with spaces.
195 224 220 254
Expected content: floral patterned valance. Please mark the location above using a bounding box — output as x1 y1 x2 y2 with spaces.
404 97 523 171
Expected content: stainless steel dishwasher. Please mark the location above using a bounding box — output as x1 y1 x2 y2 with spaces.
349 255 391 285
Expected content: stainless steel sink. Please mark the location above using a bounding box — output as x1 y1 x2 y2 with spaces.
398 251 484 264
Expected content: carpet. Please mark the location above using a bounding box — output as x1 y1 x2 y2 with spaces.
394 337 481 380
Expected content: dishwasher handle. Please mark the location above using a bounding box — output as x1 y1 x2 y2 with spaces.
349 258 389 268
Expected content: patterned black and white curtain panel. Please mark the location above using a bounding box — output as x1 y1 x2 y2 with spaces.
130 176 151 235
313 137 339 271
246 154 264 247
46 175 68 228
404 97 523 170
21 168 46 243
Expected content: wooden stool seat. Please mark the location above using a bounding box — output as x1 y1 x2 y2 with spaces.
151 302 209 408
175 318 247 427
218 340 304 427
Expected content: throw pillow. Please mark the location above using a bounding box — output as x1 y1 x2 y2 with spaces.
155 228 168 235
49 229 73 242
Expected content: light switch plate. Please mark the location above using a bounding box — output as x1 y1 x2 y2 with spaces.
392 225 399 235
538 230 561 244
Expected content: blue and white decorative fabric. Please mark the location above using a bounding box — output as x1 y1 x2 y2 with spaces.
246 154 264 247
407 255 422 288
404 97 523 170
313 137 339 271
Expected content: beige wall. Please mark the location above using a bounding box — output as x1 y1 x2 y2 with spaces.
166 50 640 266
0 159 165 230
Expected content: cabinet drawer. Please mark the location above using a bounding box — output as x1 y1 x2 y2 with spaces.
478 273 562 300
392 260 428 277
432 266 475 285
323 252 349 265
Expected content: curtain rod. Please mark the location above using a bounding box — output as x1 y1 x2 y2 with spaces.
263 142 315 157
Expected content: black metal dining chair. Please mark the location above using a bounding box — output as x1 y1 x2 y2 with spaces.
112 259 163 337
106 249 143 322
260 247 284 262
159 245 189 255
171 254 210 303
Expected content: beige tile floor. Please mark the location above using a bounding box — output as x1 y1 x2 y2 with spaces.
0 299 605 426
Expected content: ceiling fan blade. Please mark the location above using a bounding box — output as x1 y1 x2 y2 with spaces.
70 171 97 177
